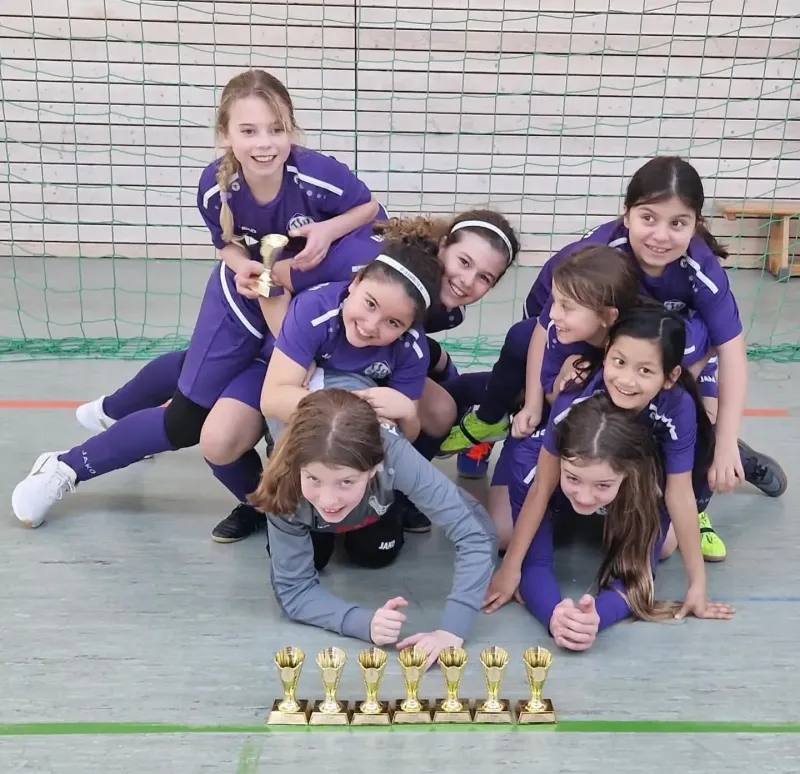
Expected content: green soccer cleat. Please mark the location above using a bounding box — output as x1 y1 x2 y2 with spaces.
699 511 726 562
439 410 511 455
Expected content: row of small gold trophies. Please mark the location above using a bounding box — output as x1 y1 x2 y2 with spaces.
268 644 556 725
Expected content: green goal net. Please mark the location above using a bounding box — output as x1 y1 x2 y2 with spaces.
1 1 799 365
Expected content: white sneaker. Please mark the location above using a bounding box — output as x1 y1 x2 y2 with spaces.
12 452 77 528
76 396 115 433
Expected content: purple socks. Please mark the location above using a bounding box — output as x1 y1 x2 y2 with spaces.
207 450 264 503
59 407 175 483
103 351 186 420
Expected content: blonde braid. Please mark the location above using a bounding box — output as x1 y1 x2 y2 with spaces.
216 148 240 244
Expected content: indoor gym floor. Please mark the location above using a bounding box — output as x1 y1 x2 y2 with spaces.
1 259 799 772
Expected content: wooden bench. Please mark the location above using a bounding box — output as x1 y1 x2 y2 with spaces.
718 201 800 280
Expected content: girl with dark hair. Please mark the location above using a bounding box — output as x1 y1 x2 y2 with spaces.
486 302 726 621
518 156 785 513
504 394 733 651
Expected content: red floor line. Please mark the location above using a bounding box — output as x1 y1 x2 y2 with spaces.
0 400 791 417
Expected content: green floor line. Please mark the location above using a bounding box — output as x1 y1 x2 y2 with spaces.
1 721 799 737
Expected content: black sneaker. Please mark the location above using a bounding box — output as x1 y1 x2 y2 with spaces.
211 504 267 543
739 439 787 498
393 492 431 533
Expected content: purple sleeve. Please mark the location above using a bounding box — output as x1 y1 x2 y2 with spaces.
595 587 633 631
685 240 743 346
296 151 373 217
518 512 562 631
196 162 226 250
653 390 697 475
386 330 430 400
274 293 328 370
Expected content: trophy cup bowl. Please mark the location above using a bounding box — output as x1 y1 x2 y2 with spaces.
309 647 351 725
393 646 432 723
474 646 513 723
267 646 310 725
433 646 473 723
352 647 392 726
256 233 289 297
516 646 557 724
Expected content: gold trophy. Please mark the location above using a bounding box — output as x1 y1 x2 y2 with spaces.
393 646 432 723
474 646 513 723
432 647 473 723
267 646 310 725
256 234 289 297
309 647 351 725
516 646 557 724
351 647 392 725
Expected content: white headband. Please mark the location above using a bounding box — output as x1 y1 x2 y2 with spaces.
450 220 513 261
374 254 431 309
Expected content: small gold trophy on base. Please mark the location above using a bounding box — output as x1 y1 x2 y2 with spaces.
351 647 392 726
433 647 473 723
516 646 556 724
474 646 513 723
267 646 310 725
393 646 433 723
256 234 289 297
309 647 351 725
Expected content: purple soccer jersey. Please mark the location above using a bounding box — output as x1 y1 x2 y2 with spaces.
524 219 742 347
275 281 430 400
544 369 698 475
197 146 379 306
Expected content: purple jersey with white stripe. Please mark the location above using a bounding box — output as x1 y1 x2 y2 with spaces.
537 302 603 394
524 221 626 319
275 281 430 400
544 369 698 475
197 146 376 306
525 219 742 347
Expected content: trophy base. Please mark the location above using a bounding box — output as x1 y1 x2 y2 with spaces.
351 701 393 726
473 699 514 724
266 699 310 725
515 698 557 724
256 275 273 298
391 699 433 724
309 700 352 726
432 699 474 723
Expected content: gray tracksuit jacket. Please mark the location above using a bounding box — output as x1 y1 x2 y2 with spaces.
266 422 498 643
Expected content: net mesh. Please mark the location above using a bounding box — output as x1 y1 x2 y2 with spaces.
1 1 799 366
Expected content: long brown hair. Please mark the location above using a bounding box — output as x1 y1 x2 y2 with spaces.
214 69 298 244
554 393 680 622
249 389 384 515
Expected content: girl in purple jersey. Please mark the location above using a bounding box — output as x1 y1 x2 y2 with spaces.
66 211 518 541
439 245 643 548
10 68 384 529
486 303 720 620
519 156 785 503
504 393 733 650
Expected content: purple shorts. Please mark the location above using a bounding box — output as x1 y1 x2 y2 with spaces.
698 355 719 400
219 360 268 411
683 312 711 369
177 263 270 408
490 434 521 487
507 429 547 522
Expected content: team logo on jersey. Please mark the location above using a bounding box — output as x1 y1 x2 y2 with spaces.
663 300 686 311
364 361 392 380
288 214 314 232
231 181 240 192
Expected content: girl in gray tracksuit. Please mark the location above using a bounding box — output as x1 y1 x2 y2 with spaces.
249 377 498 665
